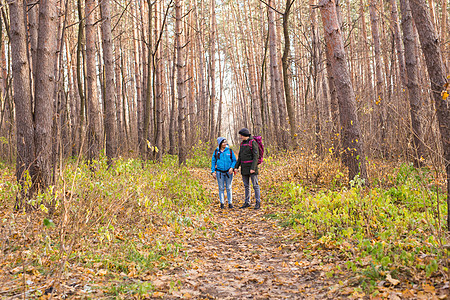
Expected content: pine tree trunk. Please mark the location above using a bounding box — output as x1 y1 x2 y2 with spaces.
310 0 323 156
27 0 38 90
34 0 58 190
399 0 425 166
319 0 368 183
76 0 86 157
133 7 144 157
282 0 297 145
208 0 216 142
389 0 407 87
408 0 450 229
194 2 207 134
115 42 124 154
85 0 101 162
175 0 186 165
369 0 387 157
9 0 35 207
169 43 177 155
100 0 117 163
145 1 153 160
267 1 281 146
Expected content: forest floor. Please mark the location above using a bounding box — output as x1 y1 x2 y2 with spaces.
145 169 347 299
0 152 449 299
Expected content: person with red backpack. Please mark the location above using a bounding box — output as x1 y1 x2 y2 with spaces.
234 128 263 210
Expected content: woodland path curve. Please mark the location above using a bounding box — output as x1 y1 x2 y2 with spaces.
152 169 343 299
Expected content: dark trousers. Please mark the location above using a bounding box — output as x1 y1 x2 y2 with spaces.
242 174 260 204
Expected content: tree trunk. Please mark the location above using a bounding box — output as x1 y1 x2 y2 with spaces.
310 0 323 156
282 0 297 145
27 0 38 93
85 0 101 162
169 43 177 155
33 0 58 190
100 0 117 163
369 0 387 157
115 42 124 154
194 2 207 135
133 6 145 157
9 0 35 207
208 0 216 142
408 0 450 229
319 0 368 183
76 0 86 157
175 0 186 165
389 0 407 87
399 0 425 166
267 1 281 146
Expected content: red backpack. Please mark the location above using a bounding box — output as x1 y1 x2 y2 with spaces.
244 136 264 164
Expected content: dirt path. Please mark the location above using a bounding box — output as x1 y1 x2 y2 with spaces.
152 170 343 299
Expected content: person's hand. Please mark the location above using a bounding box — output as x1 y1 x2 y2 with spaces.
250 169 255 174
211 172 216 179
228 168 233 174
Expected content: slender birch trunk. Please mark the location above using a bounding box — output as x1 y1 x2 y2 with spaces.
282 0 297 145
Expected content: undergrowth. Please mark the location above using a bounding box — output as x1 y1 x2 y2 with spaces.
265 158 448 290
0 155 214 297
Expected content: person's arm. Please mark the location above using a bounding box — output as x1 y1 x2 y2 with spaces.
235 148 241 169
250 140 259 172
211 151 217 174
230 149 237 169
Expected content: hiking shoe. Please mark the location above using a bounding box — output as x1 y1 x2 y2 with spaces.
254 202 261 210
220 203 225 209
240 202 250 209
228 203 233 209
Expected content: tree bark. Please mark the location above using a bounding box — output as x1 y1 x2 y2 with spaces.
133 4 145 157
319 0 368 183
175 0 186 165
369 0 387 157
408 0 450 229
282 0 297 145
33 0 58 190
85 0 101 162
389 0 407 87
9 0 35 207
399 0 425 166
267 1 281 146
100 0 117 163
208 0 216 142
76 0 86 157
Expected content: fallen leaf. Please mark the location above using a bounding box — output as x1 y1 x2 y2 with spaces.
386 274 400 286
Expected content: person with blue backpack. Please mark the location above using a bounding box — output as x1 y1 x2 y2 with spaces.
211 137 237 209
234 128 263 210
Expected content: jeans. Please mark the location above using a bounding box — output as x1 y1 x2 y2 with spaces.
242 174 260 204
216 171 233 204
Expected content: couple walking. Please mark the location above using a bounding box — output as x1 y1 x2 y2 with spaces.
210 128 261 210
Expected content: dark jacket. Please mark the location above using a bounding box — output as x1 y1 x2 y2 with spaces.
235 136 259 176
